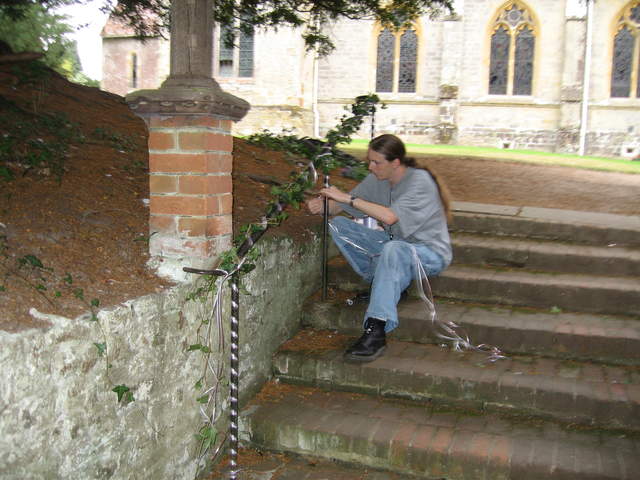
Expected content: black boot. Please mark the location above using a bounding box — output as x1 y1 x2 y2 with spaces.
344 318 386 362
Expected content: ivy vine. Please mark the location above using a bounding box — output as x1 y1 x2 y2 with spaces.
184 93 383 475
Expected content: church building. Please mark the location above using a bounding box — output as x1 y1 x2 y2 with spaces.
101 0 640 159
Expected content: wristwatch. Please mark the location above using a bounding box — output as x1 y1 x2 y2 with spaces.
350 195 357 207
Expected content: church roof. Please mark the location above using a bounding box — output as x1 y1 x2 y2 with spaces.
101 10 162 38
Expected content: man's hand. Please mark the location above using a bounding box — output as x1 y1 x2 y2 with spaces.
319 186 350 204
306 196 325 215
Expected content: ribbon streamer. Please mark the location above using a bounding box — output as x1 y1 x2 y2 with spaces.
334 220 506 362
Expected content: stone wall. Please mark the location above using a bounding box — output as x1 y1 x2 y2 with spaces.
102 27 315 138
233 105 314 138
0 234 322 479
102 36 170 96
100 0 640 158
314 0 640 157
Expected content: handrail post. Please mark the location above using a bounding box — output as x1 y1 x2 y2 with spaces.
228 272 240 480
321 173 330 301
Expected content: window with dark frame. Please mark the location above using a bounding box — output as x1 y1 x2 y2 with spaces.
217 22 254 78
375 25 418 93
488 2 536 96
130 52 138 89
611 2 640 98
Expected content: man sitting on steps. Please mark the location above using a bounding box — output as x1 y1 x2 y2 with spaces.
306 134 453 362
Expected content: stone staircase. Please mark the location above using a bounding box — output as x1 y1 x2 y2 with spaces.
239 203 640 479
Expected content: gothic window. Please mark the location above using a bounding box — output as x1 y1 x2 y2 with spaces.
611 2 640 98
238 27 254 77
217 22 254 78
375 24 418 93
488 2 536 96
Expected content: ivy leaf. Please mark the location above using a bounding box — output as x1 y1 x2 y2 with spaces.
112 384 134 403
196 394 209 404
196 425 218 452
90 298 100 308
93 342 106 356
188 344 211 353
63 273 73 284
240 263 255 274
20 254 44 268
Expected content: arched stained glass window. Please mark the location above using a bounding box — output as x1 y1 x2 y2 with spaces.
489 26 509 95
376 29 395 92
611 2 640 98
399 29 418 92
375 25 418 93
514 26 534 95
488 2 536 96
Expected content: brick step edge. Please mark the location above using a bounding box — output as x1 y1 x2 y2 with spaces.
451 232 640 277
430 266 640 316
327 259 640 317
273 336 640 431
302 299 640 364
241 384 640 480
450 207 640 248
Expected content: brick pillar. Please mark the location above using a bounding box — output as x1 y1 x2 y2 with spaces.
146 115 234 270
125 0 249 280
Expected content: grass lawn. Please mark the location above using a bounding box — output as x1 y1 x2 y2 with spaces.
338 139 640 175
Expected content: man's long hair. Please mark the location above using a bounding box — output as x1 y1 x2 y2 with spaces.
369 134 453 223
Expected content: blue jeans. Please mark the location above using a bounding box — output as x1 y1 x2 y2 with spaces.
329 216 446 333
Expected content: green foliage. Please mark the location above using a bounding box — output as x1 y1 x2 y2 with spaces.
188 343 212 353
18 254 45 269
2 0 454 58
247 94 382 180
195 425 218 452
112 384 135 403
209 0 453 55
0 2 84 79
93 342 106 356
182 94 382 474
92 127 137 152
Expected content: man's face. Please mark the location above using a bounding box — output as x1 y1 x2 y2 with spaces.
367 148 397 181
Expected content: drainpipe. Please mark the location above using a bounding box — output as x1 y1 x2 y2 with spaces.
579 0 594 156
312 35 320 138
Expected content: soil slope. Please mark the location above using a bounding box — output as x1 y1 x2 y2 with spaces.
1 61 639 332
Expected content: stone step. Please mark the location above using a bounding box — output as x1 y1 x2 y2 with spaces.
451 203 640 248
210 447 422 479
431 265 640 316
242 381 640 480
302 297 640 364
452 232 640 277
272 330 640 431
